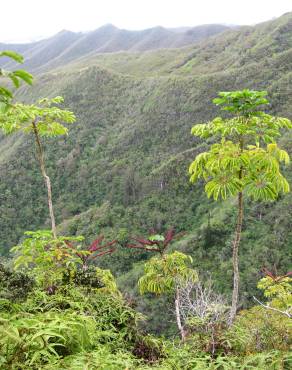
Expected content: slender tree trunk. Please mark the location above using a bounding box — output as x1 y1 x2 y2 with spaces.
229 191 243 325
175 287 186 341
32 121 57 238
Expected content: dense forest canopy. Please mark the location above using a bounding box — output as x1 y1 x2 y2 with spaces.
0 11 291 369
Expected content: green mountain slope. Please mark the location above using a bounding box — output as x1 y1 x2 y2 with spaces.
0 12 291 333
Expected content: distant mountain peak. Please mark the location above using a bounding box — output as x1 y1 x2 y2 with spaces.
1 22 233 72
58 29 71 34
97 24 119 31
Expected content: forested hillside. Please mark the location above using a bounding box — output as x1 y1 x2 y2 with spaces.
0 11 291 335
0 10 292 369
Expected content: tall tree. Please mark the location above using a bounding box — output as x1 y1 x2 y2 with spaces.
0 97 75 238
189 90 292 324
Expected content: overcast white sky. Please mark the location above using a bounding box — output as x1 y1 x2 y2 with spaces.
1 0 291 43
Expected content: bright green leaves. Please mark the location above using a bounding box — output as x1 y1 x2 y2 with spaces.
267 143 290 165
0 95 75 240
8 69 33 87
244 176 278 201
0 86 13 111
189 141 290 201
12 230 84 288
205 176 242 200
189 140 244 200
189 151 211 182
243 144 290 200
0 50 33 112
0 96 76 136
38 96 64 105
148 234 165 242
0 50 24 63
190 90 292 202
0 311 97 367
257 275 292 312
213 89 269 116
191 114 292 144
138 251 198 295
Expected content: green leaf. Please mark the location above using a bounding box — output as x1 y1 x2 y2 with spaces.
149 234 165 242
8 73 20 88
0 102 9 113
0 86 13 99
0 50 24 63
12 70 33 85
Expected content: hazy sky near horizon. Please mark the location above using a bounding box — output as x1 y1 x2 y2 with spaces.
1 0 291 43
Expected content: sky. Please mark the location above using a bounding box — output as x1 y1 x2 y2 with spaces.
1 0 291 43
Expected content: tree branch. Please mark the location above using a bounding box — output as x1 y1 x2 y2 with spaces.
253 296 291 318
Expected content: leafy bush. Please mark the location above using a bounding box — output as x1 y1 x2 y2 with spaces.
0 263 34 301
157 344 291 369
0 311 96 368
224 306 291 354
43 347 142 370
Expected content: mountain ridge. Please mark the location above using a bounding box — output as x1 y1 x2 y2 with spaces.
0 23 230 72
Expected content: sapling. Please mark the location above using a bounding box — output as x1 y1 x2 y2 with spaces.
189 90 292 324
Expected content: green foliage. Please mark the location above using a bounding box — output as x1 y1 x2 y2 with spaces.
45 348 141 370
189 90 292 201
138 251 198 295
0 96 75 135
225 306 291 354
0 16 291 367
0 286 146 369
0 50 33 112
154 345 291 370
213 90 269 114
94 267 120 295
0 13 291 350
0 311 96 368
149 234 165 242
257 275 292 312
0 263 34 302
0 244 147 369
12 230 83 288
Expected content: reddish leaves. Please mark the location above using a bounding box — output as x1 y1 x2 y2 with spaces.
262 267 292 282
65 236 117 268
125 228 181 256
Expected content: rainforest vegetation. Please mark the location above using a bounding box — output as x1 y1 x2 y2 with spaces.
0 12 291 369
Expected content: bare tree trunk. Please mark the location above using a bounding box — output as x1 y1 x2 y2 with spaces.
229 191 243 325
175 287 186 341
32 121 57 238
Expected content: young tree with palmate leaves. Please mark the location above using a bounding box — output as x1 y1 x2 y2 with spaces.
189 90 292 325
125 228 180 256
139 251 198 341
0 97 75 238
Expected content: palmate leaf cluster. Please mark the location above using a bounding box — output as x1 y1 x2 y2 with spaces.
189 90 292 201
212 90 269 115
257 275 292 312
12 230 84 288
138 251 198 295
0 96 75 136
189 139 290 201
